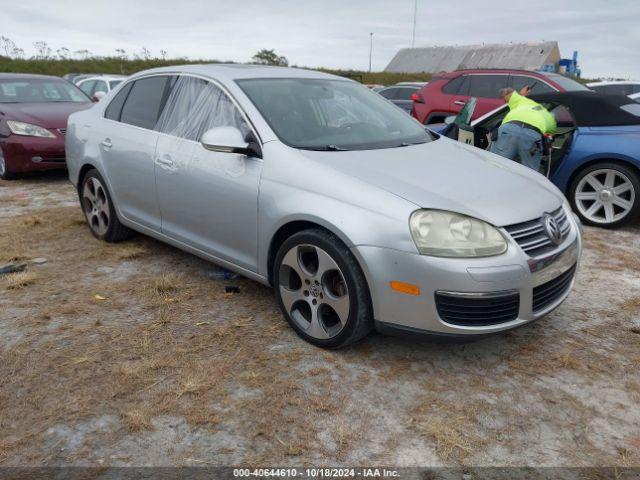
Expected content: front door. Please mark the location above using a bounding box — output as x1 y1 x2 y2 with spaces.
153 75 262 271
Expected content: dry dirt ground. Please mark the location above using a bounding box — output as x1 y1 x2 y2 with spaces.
0 172 639 469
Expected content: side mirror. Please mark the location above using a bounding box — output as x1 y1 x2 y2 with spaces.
92 91 106 102
444 115 456 125
201 127 261 158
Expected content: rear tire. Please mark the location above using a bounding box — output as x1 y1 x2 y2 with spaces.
569 162 639 228
273 229 373 349
80 169 132 242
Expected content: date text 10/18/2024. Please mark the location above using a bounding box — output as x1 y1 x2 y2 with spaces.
233 468 400 478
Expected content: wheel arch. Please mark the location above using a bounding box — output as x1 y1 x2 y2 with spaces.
565 157 640 196
77 163 99 192
266 219 359 288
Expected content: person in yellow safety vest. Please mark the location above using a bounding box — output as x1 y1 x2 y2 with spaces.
490 86 557 173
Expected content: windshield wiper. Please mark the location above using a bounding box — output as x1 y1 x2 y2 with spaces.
302 144 349 151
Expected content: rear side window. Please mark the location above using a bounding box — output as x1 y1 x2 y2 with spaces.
120 76 172 130
378 88 397 99
442 76 469 95
468 75 508 98
105 82 133 121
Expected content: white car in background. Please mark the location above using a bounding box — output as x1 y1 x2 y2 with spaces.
77 75 127 101
587 80 640 96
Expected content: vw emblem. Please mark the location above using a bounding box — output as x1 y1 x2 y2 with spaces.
542 213 562 245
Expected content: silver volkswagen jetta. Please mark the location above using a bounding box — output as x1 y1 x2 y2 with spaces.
66 65 582 348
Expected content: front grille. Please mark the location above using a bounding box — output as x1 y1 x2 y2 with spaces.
58 128 67 135
435 291 520 326
504 206 571 257
532 264 577 313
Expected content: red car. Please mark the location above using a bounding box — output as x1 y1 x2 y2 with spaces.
0 73 93 179
411 69 590 124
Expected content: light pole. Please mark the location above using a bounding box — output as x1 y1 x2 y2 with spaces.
411 0 418 48
369 32 374 72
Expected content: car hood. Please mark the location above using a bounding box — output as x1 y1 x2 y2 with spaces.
0 102 93 129
298 137 564 227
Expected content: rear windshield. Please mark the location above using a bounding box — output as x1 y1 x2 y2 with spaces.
0 78 90 103
544 73 590 92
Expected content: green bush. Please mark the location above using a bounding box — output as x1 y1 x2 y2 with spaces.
0 56 432 86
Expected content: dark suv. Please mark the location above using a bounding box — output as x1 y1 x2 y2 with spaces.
411 69 589 124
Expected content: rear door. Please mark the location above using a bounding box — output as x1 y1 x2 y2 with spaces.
445 75 471 116
465 74 508 118
100 75 173 230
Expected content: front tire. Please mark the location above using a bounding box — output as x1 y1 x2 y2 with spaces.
569 162 639 228
273 229 373 349
0 147 15 180
80 169 132 242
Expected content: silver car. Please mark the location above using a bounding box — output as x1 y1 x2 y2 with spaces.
66 65 582 348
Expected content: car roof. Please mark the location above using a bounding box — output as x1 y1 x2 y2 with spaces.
439 69 553 78
126 64 346 82
587 80 640 87
0 73 66 81
529 91 640 126
78 75 127 82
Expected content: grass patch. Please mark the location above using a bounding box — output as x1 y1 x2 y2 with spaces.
152 273 182 295
115 243 150 260
4 271 37 289
121 409 152 432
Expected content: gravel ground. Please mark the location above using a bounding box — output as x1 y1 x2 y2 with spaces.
0 172 639 469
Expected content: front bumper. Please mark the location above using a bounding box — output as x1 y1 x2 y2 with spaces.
352 213 582 336
0 133 67 173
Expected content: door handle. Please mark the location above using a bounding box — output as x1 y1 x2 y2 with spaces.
101 138 112 149
155 156 175 169
453 100 466 106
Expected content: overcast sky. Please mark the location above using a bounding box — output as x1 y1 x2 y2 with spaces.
1 0 638 79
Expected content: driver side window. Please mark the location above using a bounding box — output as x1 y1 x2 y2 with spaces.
155 76 250 142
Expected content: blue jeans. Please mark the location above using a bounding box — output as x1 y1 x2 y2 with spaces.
490 122 542 172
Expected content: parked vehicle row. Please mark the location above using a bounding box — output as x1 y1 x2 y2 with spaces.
64 65 583 348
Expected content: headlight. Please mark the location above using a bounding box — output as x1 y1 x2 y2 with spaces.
409 210 507 257
6 121 56 138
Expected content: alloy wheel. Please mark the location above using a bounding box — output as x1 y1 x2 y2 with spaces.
574 168 635 224
82 176 111 236
0 148 5 177
278 244 350 340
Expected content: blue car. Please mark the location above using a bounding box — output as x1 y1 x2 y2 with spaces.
433 91 640 228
